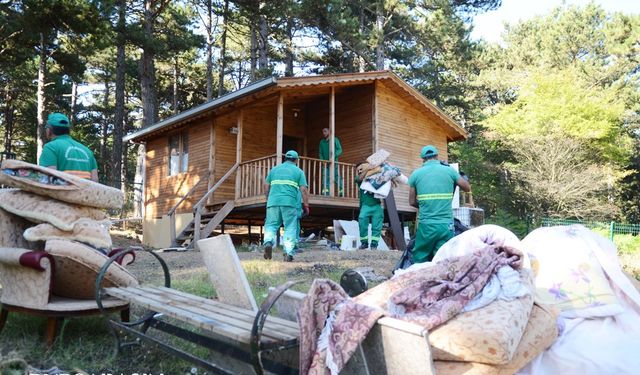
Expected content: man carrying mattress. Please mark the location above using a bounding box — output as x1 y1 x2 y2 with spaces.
39 112 99 182
408 145 471 263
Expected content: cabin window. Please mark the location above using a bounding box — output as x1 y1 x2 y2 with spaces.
168 131 189 176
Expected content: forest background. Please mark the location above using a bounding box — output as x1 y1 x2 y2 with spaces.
1 0 639 233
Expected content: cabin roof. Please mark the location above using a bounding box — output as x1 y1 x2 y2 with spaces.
123 71 467 142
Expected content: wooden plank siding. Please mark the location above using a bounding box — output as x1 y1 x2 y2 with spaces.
305 84 373 164
144 118 211 218
211 112 237 203
376 81 449 214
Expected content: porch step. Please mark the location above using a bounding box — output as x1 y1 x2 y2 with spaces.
173 201 235 248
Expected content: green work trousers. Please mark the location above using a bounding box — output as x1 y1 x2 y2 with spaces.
263 206 299 256
358 204 384 247
322 165 344 196
411 222 454 264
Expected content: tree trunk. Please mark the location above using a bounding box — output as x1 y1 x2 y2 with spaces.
357 7 366 72
218 0 229 97
36 32 47 160
173 56 179 114
250 23 257 82
375 0 385 70
112 0 126 189
206 0 213 101
3 85 14 156
140 0 158 127
101 79 110 179
258 14 269 71
70 81 77 127
133 143 146 219
284 18 294 77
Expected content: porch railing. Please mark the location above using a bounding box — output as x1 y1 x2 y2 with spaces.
237 155 278 199
236 154 357 200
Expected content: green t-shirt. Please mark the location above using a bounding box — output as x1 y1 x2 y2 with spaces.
319 137 342 161
265 161 308 208
38 135 97 180
408 160 460 224
357 177 381 207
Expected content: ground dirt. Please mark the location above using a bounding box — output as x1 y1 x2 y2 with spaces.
111 232 404 285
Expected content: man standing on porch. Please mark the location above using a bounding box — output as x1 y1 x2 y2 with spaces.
263 150 310 262
319 127 343 196
408 145 471 263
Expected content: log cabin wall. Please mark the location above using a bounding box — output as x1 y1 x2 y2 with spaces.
376 81 449 214
211 112 237 203
335 84 373 164
144 117 211 218
304 84 373 163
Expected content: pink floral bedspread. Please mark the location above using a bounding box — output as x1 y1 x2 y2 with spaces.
298 246 522 375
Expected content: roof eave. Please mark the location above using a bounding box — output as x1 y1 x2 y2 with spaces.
123 77 277 142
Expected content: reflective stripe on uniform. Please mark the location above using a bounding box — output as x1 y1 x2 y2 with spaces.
270 180 299 188
417 193 453 201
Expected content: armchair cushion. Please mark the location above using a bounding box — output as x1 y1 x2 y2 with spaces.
0 160 123 209
24 220 112 250
45 239 138 299
0 189 108 231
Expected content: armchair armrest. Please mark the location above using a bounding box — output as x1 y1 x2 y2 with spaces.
0 248 54 271
0 248 54 309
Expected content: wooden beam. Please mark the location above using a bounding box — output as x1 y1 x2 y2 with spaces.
207 118 216 205
329 86 335 197
276 93 283 165
235 110 243 200
373 81 378 152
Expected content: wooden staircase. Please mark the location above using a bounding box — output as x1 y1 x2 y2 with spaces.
168 163 239 250
174 200 235 248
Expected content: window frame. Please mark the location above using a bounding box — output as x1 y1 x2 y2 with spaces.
168 131 189 176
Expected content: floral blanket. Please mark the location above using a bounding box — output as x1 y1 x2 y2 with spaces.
298 246 522 375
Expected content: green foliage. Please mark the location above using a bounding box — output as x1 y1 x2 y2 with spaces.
484 209 530 239
485 70 631 164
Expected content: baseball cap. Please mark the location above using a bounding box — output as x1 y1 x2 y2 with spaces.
285 150 299 159
47 113 70 128
420 145 438 158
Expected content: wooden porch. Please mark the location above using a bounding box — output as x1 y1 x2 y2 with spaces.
235 154 359 208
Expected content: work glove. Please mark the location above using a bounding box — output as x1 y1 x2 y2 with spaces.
302 204 310 217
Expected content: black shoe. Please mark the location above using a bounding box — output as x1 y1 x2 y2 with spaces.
263 243 273 260
283 254 294 262
358 243 368 250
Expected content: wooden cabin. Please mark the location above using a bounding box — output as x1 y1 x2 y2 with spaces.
124 71 467 248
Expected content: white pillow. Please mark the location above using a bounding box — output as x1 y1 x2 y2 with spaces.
523 225 622 318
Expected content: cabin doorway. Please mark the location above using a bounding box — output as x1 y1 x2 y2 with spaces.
283 135 303 156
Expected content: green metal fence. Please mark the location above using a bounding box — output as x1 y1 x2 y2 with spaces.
541 218 640 241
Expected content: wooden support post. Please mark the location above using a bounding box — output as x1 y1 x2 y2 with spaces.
276 93 283 165
248 220 252 242
372 82 378 152
329 86 335 197
235 110 243 200
169 214 177 247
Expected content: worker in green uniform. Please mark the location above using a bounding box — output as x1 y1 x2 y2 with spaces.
408 145 471 263
39 113 99 182
319 127 343 196
356 166 384 250
263 150 309 262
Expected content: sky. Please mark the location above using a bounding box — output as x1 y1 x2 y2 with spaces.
471 0 640 43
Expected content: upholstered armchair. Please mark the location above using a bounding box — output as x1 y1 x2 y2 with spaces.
0 242 138 346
